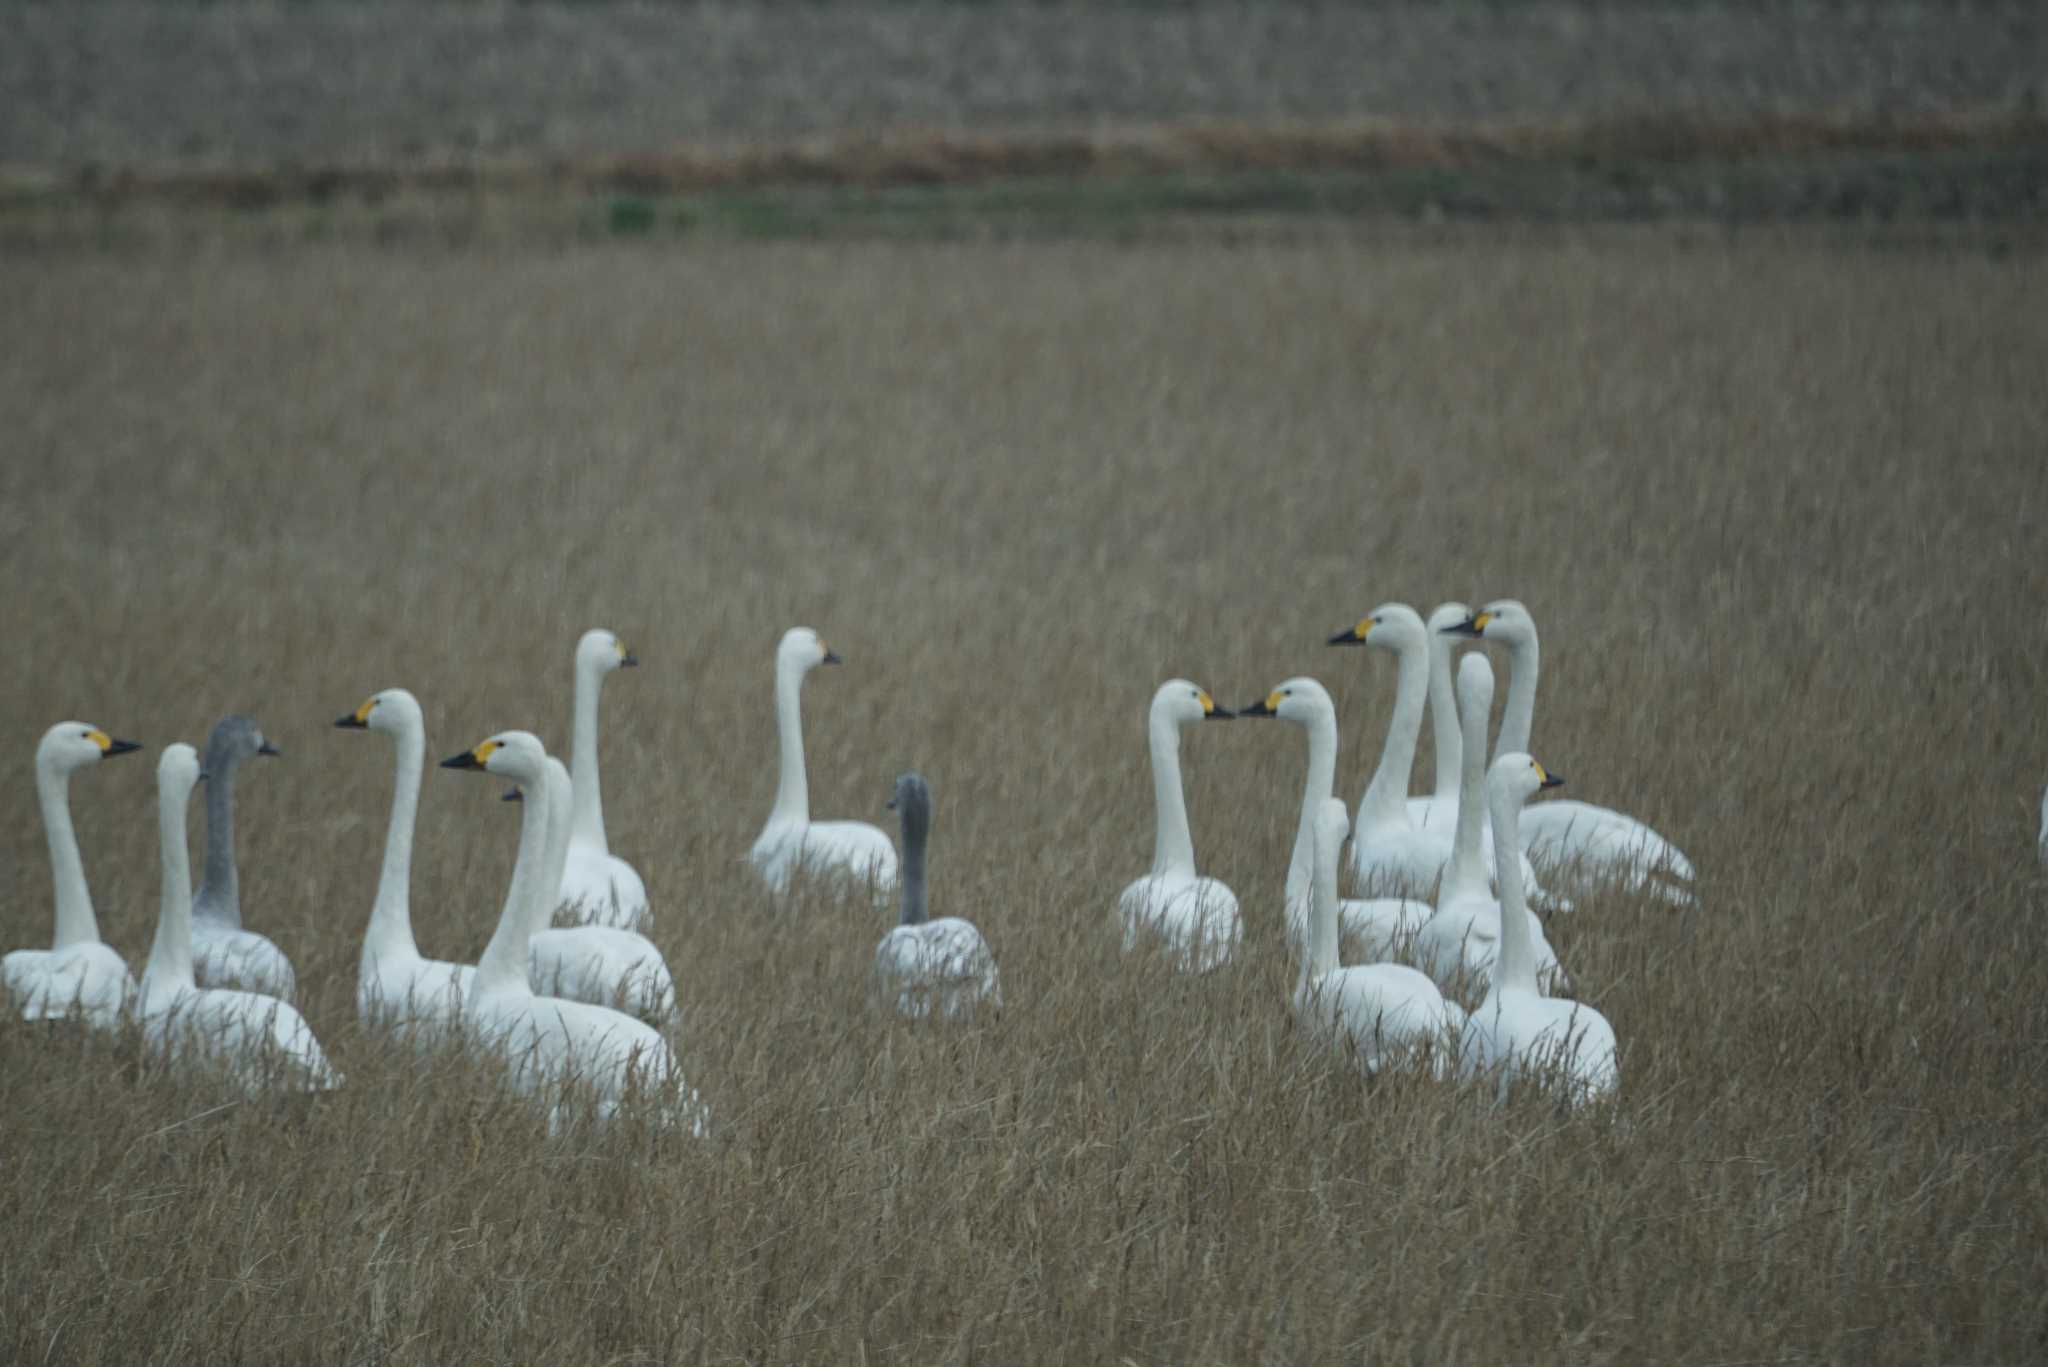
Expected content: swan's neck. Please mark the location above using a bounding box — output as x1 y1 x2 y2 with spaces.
898 810 928 927
39 760 97 949
146 779 198 995
195 759 240 927
769 658 811 824
1487 785 1540 995
544 763 574 903
365 719 424 962
1360 642 1429 826
1146 711 1197 877
1440 684 1492 902
1301 829 1341 998
1426 633 1462 805
475 774 552 996
1497 634 1539 762
569 658 609 849
1286 709 1340 904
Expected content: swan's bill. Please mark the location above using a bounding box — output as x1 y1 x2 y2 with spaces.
88 730 142 757
1326 616 1377 646
441 741 500 770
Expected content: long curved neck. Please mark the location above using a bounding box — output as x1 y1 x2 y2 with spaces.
1147 710 1196 877
196 759 240 926
770 656 811 823
1426 634 1462 805
898 806 928 926
1496 634 1539 761
39 760 97 948
1286 709 1339 903
1360 642 1428 825
1441 681 1493 902
475 774 552 995
1302 826 1340 995
365 719 424 961
544 763 574 898
570 658 608 849
147 780 197 993
1487 784 1539 994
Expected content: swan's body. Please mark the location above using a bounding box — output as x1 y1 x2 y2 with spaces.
189 716 296 998
3 722 142 1027
1115 680 1241 972
559 629 651 932
1458 600 1696 904
1294 798 1457 1074
137 745 341 1092
1460 754 1618 1105
445 733 703 1132
874 773 1000 1019
1415 656 1568 999
1238 679 1434 961
528 756 678 1025
339 690 471 1039
750 627 899 897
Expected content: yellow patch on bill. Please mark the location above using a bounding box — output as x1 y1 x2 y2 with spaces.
1473 611 1495 631
474 739 501 765
1265 690 1285 711
87 729 111 750
1198 690 1214 713
354 698 376 724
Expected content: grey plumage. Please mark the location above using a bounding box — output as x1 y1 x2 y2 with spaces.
888 772 930 927
192 715 279 928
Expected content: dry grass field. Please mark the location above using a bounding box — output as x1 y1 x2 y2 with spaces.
3 231 2046 1363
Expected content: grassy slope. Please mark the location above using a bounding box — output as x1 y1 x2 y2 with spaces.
2 238 2045 1362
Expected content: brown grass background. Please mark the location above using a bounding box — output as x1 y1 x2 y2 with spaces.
3 234 2045 1362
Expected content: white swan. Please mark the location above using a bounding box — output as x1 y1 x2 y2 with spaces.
189 715 297 998
1459 754 1619 1105
337 690 470 1040
559 628 651 932
136 744 341 1092
1114 680 1242 973
527 755 679 1026
1294 797 1459 1074
1455 600 1696 904
1238 679 1433 961
873 773 1001 1019
1326 604 1463 896
1414 655 1569 999
443 732 704 1132
3 722 142 1028
750 627 899 897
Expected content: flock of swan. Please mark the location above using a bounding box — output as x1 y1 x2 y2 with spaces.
4 603 1694 1122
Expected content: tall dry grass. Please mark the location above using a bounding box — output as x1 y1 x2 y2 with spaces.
2 233 2045 1363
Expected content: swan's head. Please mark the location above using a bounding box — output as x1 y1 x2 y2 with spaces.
158 741 203 803
779 626 842 672
1457 599 1536 648
440 730 549 786
1456 651 1494 713
37 721 142 773
887 771 932 830
1488 751 1565 807
1152 679 1233 727
1236 676 1335 727
577 628 638 675
1426 601 1474 639
1327 602 1426 655
334 687 423 738
204 714 280 774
